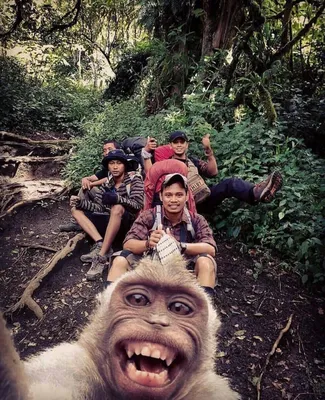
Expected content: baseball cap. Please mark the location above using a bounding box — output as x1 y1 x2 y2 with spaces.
102 149 128 167
162 173 188 191
169 131 189 142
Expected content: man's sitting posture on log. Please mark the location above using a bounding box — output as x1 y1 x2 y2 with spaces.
60 139 120 232
105 173 217 298
71 150 144 280
143 131 283 214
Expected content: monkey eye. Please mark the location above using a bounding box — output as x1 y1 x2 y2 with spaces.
169 302 193 316
126 293 150 307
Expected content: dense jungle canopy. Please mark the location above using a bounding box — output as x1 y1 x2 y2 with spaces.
0 0 324 283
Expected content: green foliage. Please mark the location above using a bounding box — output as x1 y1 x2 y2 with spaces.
0 56 102 134
207 119 325 282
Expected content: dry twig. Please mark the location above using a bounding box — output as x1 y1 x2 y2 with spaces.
5 233 85 319
19 244 58 252
256 314 293 400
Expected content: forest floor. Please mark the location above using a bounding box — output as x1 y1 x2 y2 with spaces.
0 130 325 400
1 199 325 400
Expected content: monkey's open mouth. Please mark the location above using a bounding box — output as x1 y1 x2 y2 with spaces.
120 341 180 387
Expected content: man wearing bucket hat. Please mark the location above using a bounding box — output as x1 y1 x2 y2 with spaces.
104 173 217 298
70 149 144 280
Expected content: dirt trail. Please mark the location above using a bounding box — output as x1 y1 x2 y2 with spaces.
0 131 324 399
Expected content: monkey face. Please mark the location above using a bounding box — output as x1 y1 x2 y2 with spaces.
101 263 210 399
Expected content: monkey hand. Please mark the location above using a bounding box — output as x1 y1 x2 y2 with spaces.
148 229 165 248
102 191 118 205
70 195 80 208
81 177 92 190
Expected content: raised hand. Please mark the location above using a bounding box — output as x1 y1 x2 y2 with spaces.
144 136 158 152
202 133 211 149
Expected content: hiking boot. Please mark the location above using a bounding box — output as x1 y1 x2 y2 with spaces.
254 171 283 203
80 242 102 263
59 221 83 232
86 254 107 281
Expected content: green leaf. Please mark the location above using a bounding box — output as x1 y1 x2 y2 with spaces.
278 211 285 220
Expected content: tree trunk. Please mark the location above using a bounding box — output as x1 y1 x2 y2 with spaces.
201 0 245 56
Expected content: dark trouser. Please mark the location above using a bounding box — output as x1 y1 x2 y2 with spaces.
84 210 135 251
197 178 255 214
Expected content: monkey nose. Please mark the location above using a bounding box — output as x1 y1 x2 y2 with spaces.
147 313 170 327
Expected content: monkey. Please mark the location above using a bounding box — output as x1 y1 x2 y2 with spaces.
0 256 240 400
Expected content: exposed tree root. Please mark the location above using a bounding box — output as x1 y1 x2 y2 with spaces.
0 186 69 219
256 314 293 400
5 233 86 319
0 131 71 146
0 155 69 164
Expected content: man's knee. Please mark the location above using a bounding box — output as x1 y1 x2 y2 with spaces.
110 255 130 274
195 255 216 277
110 204 125 217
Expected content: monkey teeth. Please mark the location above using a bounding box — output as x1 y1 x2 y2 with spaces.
125 342 176 367
126 360 169 387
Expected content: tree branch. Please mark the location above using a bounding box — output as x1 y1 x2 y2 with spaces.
0 0 29 39
267 0 304 20
268 3 325 67
45 0 82 35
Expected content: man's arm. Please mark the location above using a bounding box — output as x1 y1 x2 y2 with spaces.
142 137 157 174
117 175 144 213
176 213 217 257
202 134 218 176
181 242 215 257
81 168 108 190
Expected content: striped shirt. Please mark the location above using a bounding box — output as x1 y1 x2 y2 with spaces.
77 172 144 215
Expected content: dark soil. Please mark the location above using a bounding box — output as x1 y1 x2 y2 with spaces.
1 199 324 400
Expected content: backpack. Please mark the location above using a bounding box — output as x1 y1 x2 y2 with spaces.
187 159 211 204
121 136 147 174
143 159 196 212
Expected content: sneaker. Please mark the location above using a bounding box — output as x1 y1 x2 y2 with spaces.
254 171 283 203
80 242 102 263
59 221 83 232
86 254 107 281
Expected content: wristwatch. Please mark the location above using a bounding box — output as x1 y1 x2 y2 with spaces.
180 242 187 254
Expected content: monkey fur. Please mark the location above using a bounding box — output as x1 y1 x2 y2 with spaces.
0 256 240 400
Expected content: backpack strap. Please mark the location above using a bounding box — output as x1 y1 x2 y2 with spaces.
184 207 195 239
152 205 163 231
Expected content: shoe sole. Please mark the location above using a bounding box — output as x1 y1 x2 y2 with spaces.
80 256 93 263
260 171 283 203
86 273 102 281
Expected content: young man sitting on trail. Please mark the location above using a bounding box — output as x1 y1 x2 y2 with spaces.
60 139 120 232
142 131 283 215
104 173 217 298
70 149 144 281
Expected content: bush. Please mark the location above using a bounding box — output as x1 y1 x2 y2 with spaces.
0 56 102 135
63 99 185 186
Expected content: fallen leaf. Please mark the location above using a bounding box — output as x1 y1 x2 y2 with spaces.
253 336 263 341
234 330 246 336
